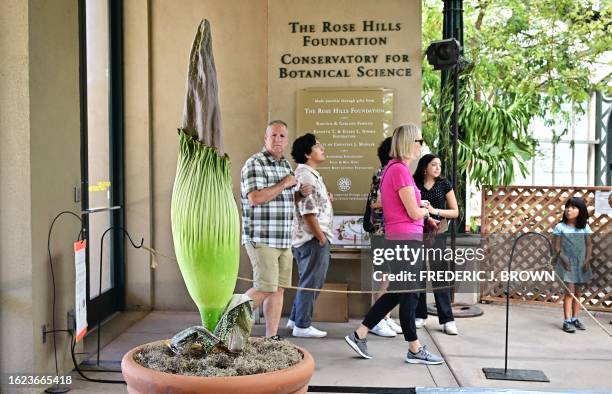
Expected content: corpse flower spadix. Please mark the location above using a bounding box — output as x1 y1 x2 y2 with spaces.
171 20 240 332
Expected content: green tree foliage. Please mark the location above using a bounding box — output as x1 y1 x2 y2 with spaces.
422 0 611 187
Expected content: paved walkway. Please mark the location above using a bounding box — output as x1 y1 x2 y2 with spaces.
67 303 612 393
426 303 611 392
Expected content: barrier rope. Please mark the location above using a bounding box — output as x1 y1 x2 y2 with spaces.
141 245 455 294
141 244 612 338
540 256 612 338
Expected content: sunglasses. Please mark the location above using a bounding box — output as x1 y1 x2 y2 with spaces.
415 139 424 146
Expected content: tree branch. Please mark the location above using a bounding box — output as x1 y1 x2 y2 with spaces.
474 0 491 31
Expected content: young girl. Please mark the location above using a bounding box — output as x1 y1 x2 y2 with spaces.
553 197 593 333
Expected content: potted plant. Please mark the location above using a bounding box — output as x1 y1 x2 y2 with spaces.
121 20 314 394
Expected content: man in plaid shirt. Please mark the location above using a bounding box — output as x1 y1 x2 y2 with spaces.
241 120 312 339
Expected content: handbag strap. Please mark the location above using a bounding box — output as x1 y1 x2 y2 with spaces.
379 160 406 187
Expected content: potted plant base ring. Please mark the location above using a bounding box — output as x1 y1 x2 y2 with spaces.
121 340 315 394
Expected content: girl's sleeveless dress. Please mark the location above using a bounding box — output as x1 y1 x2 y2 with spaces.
553 222 593 284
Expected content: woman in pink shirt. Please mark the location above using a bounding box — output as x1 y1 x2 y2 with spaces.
345 124 444 365
380 127 426 238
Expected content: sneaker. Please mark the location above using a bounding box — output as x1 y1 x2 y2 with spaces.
405 345 444 365
286 319 295 329
442 321 458 335
344 332 372 359
572 319 586 330
385 317 403 334
415 318 426 329
268 335 282 341
369 321 397 337
562 321 576 333
292 325 327 338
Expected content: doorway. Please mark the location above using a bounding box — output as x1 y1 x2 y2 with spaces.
79 0 125 327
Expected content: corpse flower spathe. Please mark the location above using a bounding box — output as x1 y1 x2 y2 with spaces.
170 21 249 350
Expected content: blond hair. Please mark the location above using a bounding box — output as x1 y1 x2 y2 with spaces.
390 123 421 161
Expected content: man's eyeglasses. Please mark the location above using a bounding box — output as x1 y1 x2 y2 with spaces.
415 139 424 146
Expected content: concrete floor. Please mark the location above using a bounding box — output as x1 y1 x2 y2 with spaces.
62 303 612 394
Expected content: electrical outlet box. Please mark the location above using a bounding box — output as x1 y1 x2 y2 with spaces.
67 309 76 333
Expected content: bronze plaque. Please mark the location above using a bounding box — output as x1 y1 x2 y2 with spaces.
296 88 394 214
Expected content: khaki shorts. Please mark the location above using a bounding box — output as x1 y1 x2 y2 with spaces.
244 242 293 292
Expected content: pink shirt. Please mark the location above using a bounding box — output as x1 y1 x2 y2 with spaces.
380 159 424 237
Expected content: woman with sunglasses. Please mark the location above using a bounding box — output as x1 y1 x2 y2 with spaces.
345 124 444 365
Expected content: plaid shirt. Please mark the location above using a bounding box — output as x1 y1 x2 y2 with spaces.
240 148 296 248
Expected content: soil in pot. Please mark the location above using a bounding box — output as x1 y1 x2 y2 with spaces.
134 337 302 377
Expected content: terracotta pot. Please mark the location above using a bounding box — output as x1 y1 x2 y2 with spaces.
121 340 315 394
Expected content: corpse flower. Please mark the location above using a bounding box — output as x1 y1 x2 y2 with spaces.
121 20 314 392
170 19 251 354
